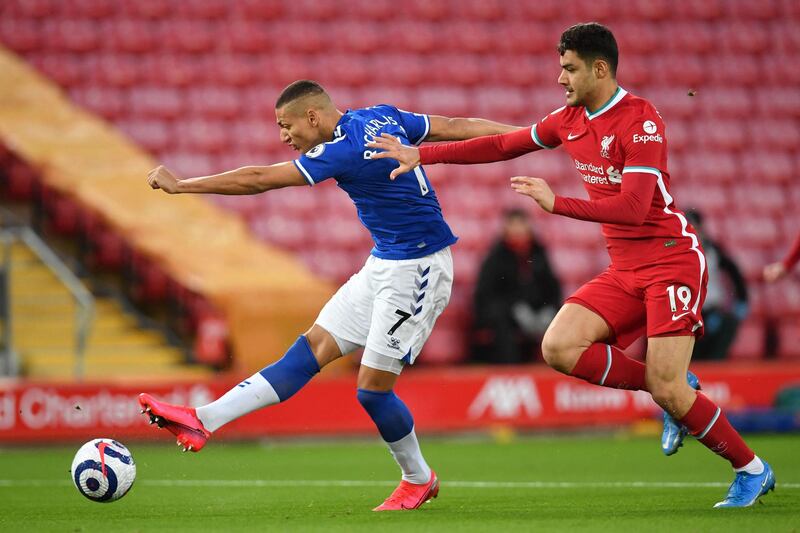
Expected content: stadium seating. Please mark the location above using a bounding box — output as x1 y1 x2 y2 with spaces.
0 0 797 363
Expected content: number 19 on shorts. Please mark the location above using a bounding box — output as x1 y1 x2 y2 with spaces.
666 284 692 313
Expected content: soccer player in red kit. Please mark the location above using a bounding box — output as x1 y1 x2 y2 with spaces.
369 23 775 508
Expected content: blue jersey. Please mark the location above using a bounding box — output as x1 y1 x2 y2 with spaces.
293 105 457 260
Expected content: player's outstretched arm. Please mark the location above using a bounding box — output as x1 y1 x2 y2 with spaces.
147 163 307 194
368 127 540 179
424 115 523 142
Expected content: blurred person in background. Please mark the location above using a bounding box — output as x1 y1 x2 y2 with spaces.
472 208 561 364
764 233 800 283
685 209 748 360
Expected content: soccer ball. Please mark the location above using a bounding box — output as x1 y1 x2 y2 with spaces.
70 438 136 502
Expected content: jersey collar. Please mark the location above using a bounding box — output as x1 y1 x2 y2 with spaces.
585 86 628 120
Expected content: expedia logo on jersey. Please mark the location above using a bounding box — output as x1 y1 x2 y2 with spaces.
633 120 663 144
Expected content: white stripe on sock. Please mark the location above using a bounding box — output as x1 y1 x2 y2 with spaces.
599 345 612 386
696 407 721 439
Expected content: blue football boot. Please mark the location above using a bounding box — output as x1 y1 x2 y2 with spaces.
714 460 775 508
661 370 701 456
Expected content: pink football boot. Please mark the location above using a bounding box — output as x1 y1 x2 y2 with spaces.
138 393 211 452
373 471 440 511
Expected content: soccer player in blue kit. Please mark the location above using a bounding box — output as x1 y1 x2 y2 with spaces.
138 80 519 511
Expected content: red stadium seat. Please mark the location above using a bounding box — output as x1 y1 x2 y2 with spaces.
28 54 85 88
484 54 553 88
231 0 286 20
613 22 661 55
749 120 800 151
405 0 450 21
727 320 765 360
740 152 794 184
0 19 42 53
117 119 174 153
755 88 800 117
726 217 781 251
643 88 698 121
420 326 468 365
731 184 786 215
675 0 724 20
2 0 59 18
728 0 779 20
692 87 752 119
777 319 800 359
692 120 746 152
681 152 738 184
667 22 715 55
717 22 769 55
652 55 705 87
441 22 499 55
416 87 471 117
186 87 243 119
426 55 487 87
708 54 761 88
69 87 127 121
625 0 670 21
128 87 186 120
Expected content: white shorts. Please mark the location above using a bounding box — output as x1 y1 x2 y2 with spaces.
316 246 454 372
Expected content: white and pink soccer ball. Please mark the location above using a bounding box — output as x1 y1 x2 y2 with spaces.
70 438 136 502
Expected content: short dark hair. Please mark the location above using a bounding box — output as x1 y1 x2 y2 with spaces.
558 23 618 77
275 80 327 109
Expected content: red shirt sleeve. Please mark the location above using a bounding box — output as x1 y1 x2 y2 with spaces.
783 233 800 270
419 127 539 165
418 106 566 165
552 173 657 225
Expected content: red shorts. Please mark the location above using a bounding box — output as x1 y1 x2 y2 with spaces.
566 250 708 349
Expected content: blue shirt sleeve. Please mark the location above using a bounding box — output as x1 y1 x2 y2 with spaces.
395 108 431 146
293 133 354 186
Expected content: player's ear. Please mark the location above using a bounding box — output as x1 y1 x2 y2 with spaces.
594 59 609 80
307 108 319 127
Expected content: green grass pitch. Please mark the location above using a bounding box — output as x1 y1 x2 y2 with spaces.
1 433 798 532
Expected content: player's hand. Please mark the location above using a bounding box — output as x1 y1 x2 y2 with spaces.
510 176 555 213
763 262 787 283
147 165 182 194
366 133 421 180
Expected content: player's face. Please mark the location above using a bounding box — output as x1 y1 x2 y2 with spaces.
275 105 322 154
558 50 596 107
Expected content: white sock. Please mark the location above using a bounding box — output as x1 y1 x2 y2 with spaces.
735 456 765 475
195 372 279 432
386 428 432 484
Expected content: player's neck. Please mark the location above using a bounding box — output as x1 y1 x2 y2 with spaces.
584 83 620 114
320 109 345 140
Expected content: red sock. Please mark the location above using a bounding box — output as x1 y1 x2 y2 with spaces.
570 343 647 391
679 392 755 468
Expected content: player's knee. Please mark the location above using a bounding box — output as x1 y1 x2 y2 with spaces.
648 380 684 410
541 330 576 372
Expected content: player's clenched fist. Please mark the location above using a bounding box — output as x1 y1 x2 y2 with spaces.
510 176 555 213
147 165 181 194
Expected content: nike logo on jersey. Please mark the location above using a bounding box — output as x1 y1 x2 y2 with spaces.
672 311 691 321
567 132 580 140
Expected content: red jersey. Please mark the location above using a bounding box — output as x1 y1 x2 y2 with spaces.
420 88 702 270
